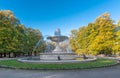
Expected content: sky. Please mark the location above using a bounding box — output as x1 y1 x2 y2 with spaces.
0 0 120 36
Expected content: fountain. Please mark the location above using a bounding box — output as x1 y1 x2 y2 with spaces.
18 28 96 63
40 28 76 60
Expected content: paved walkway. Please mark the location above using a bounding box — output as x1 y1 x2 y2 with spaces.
0 65 120 78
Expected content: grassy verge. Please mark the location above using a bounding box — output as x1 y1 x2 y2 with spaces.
0 58 117 70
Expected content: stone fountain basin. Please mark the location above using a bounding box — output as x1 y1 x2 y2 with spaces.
18 57 96 64
47 36 68 42
40 52 76 60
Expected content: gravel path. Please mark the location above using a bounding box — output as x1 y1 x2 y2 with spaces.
0 65 120 78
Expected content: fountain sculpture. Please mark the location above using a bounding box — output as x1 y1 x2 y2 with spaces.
40 28 76 60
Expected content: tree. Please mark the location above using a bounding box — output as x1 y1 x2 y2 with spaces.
70 12 116 56
0 10 44 57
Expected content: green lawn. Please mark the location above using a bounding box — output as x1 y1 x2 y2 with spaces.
0 58 117 70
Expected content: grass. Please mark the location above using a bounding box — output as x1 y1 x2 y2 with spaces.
0 58 117 70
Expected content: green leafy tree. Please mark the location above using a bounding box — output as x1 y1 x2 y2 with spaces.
0 10 44 57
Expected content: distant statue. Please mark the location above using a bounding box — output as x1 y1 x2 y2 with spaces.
58 55 61 60
54 28 61 36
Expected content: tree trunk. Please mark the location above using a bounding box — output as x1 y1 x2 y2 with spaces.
4 53 6 57
0 53 2 58
8 52 10 58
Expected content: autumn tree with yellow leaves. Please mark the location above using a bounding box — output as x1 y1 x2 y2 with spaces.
70 13 120 56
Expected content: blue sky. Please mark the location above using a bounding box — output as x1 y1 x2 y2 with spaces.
0 0 120 36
